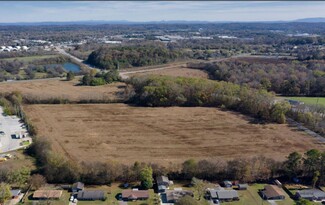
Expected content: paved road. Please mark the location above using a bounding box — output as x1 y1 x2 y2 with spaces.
0 49 251 85
55 46 251 80
287 118 325 143
55 47 83 64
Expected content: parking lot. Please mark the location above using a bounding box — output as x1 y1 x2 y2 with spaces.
0 107 32 153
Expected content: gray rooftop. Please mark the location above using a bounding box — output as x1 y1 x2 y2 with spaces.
297 189 325 198
72 182 84 190
157 176 169 184
77 190 105 199
209 189 238 199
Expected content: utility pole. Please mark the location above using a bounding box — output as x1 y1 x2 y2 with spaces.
116 61 120 71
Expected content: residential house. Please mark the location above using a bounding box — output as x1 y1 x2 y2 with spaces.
156 176 171 193
121 190 149 201
208 188 239 201
77 190 106 201
296 189 325 201
261 185 285 200
72 182 84 192
33 190 63 199
165 190 194 203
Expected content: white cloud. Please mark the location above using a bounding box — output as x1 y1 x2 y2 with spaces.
0 1 324 23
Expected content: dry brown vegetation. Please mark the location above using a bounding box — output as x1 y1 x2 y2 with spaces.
23 104 324 165
127 66 208 79
0 77 125 102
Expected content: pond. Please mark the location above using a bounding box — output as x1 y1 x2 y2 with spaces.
46 62 81 73
62 62 81 72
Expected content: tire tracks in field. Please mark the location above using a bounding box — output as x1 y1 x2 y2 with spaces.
28 105 77 161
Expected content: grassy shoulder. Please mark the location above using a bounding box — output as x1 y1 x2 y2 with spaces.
285 96 325 106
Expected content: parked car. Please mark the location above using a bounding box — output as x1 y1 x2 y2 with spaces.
73 198 77 203
0 131 5 135
70 196 74 201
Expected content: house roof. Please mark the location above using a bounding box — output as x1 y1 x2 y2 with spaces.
77 190 105 199
72 182 84 190
156 176 169 184
165 190 194 202
33 190 63 199
122 190 149 199
209 189 238 199
297 189 325 198
262 185 285 198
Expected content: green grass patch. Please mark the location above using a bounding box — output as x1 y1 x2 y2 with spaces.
1 55 59 62
20 140 31 146
285 97 325 106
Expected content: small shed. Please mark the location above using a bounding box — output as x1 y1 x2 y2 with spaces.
72 182 84 192
60 185 71 190
238 184 248 190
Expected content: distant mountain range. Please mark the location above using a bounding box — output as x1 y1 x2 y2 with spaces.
294 18 325 23
1 18 325 26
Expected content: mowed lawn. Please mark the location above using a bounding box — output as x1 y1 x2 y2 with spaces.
23 104 324 165
285 96 325 106
0 55 60 62
222 184 294 205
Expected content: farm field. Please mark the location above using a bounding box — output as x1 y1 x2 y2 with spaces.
127 66 209 79
285 96 325 106
0 77 125 102
23 103 324 165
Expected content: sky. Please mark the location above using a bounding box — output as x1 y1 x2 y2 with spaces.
0 1 325 23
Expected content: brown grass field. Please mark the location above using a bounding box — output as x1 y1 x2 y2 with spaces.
0 64 207 102
0 77 125 102
23 104 324 165
127 66 208 79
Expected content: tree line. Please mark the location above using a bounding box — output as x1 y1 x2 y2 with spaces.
26 136 325 188
188 58 325 96
87 43 184 70
125 75 290 123
80 69 120 86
